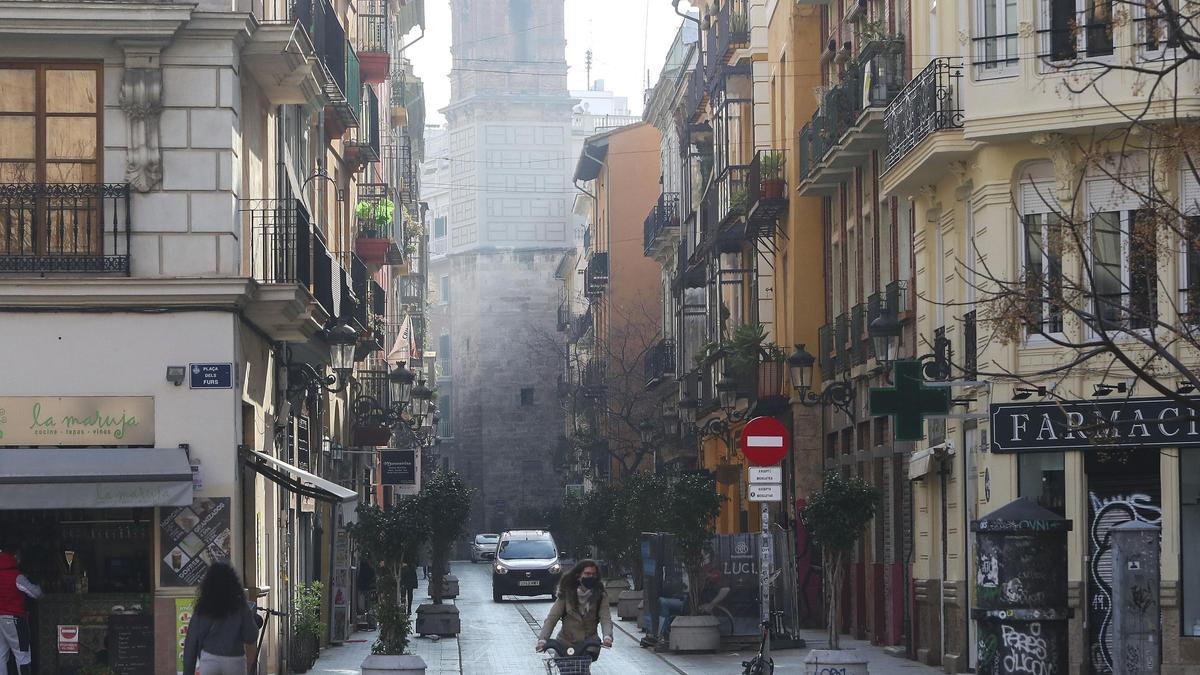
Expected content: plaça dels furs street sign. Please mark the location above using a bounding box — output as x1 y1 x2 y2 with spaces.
990 396 1200 453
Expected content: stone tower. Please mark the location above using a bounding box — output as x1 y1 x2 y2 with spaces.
430 0 574 537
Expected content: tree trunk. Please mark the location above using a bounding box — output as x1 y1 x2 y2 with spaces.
826 552 841 650
430 546 447 604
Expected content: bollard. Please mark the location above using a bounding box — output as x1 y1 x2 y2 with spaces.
1111 521 1160 675
971 498 1071 675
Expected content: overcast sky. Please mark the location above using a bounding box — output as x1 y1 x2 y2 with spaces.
405 0 699 125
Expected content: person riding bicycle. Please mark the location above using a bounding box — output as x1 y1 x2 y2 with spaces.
535 559 614 657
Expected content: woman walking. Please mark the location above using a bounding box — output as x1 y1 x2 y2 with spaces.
182 562 259 675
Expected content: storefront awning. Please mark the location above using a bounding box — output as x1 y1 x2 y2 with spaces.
241 447 358 505
0 447 194 509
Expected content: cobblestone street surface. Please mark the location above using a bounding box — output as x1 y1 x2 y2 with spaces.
311 562 942 674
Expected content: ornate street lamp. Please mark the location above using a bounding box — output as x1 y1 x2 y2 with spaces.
326 322 360 378
786 344 815 394
869 310 901 366
387 361 415 405
787 343 855 418
410 378 433 427
716 370 738 414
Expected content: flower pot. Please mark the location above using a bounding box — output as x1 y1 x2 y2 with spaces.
761 178 785 199
616 590 641 621
356 236 392 266
603 579 628 605
668 615 720 653
440 574 460 599
361 654 428 674
291 632 319 672
415 603 461 637
804 649 870 674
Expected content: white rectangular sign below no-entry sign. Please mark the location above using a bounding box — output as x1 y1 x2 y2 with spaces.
748 483 782 502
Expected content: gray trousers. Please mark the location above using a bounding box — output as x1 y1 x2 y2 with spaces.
0 615 31 675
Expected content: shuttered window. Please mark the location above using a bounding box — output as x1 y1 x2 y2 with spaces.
1086 176 1155 330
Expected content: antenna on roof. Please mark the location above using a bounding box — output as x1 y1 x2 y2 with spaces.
585 49 593 91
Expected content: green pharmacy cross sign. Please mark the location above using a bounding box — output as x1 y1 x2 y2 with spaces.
869 360 951 441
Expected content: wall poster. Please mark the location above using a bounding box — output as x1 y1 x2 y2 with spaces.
160 497 233 587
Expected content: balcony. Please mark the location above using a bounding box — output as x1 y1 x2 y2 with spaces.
885 279 912 320
399 273 424 304
883 58 966 191
354 0 389 84
581 359 607 398
746 149 787 239
345 84 381 169
643 192 680 258
716 164 750 231
242 197 331 340
585 252 609 297
347 252 369 332
326 38 362 133
851 303 867 366
244 0 331 107
686 59 707 123
353 182 400 266
645 338 676 389
0 183 130 274
798 38 906 195
715 0 749 60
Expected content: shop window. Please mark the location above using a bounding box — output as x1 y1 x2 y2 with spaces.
1181 450 1200 635
1018 452 1065 516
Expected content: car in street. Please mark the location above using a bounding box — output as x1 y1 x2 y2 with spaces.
491 529 562 602
471 533 499 562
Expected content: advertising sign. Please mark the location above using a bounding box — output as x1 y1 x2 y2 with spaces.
0 396 153 446
159 497 232 586
991 396 1200 453
380 449 417 485
57 625 79 654
175 597 195 675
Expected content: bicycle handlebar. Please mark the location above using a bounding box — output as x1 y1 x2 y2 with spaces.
252 605 288 617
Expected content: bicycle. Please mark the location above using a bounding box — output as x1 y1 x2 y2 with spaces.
741 610 784 675
540 637 603 675
251 604 287 675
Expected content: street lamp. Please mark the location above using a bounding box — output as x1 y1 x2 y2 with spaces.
387 362 415 405
786 343 855 418
786 344 815 394
677 395 698 425
411 378 433 426
868 310 901 366
716 371 738 414
325 322 359 378
638 419 657 445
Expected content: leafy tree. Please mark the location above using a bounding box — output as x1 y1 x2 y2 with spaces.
351 495 428 655
611 472 669 582
665 473 723 613
801 471 880 650
422 470 473 604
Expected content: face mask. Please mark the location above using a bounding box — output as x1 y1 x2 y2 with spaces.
580 576 599 590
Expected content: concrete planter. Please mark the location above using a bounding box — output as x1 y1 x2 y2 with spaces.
414 603 461 637
804 649 869 674
441 574 460 599
361 654 428 674
668 615 720 653
603 579 628 605
616 590 641 621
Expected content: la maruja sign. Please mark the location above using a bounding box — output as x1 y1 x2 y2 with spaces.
991 396 1200 453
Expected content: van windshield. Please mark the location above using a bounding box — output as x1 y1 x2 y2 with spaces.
476 535 498 544
498 540 556 560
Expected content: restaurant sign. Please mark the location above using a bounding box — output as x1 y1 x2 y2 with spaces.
991 396 1200 453
0 396 153 446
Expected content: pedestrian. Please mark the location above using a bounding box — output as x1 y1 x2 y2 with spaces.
182 562 259 675
0 547 42 675
535 559 613 658
400 560 418 612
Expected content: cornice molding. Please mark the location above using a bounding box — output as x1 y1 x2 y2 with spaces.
0 278 254 309
0 1 195 37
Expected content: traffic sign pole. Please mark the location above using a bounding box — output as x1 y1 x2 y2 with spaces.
740 417 787 658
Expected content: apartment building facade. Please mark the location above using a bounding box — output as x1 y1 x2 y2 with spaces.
0 1 429 672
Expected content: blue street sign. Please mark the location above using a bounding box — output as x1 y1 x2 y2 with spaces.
189 363 233 389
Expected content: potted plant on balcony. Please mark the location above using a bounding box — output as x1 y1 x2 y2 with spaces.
760 151 786 199
801 471 881 674
355 197 396 265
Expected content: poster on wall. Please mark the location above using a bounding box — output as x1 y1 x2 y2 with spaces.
332 530 350 642
159 497 232 587
175 597 195 675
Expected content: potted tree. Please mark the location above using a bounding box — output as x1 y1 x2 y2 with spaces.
760 151 786 199
611 473 668 621
355 197 396 265
291 581 324 672
352 497 430 674
415 470 472 638
662 473 724 652
801 471 881 674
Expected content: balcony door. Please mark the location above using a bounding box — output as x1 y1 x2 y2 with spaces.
0 63 102 260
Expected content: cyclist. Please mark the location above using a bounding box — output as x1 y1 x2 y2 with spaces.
535 559 614 656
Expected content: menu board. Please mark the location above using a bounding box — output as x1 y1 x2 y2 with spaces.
108 613 154 675
159 497 232 586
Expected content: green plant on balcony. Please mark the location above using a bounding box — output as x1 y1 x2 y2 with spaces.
729 186 749 214
729 10 749 36
355 197 395 238
722 323 785 386
760 151 786 199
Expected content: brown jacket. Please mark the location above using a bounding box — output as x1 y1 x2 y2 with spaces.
537 589 614 644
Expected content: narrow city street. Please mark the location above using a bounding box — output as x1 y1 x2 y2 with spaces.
312 562 941 675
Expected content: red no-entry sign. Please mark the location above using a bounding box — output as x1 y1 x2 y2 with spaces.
739 416 789 466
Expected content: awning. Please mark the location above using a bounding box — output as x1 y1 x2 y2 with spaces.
908 443 950 481
0 447 194 509
242 447 358 504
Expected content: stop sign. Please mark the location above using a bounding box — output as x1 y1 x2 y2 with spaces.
739 416 789 466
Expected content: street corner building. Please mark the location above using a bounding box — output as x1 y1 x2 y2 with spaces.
0 0 432 673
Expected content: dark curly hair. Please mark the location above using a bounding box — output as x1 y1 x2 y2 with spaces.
557 559 604 611
195 561 247 618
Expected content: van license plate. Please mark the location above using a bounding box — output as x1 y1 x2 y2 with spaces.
518 580 540 587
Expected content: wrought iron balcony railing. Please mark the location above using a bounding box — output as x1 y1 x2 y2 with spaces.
884 57 964 169
246 197 312 286
644 338 676 389
818 323 833 374
348 252 369 330
643 192 680 256
885 278 911 316
354 0 388 54
581 359 607 396
716 0 749 59
851 303 868 365
0 183 130 274
399 273 423 303
585 252 609 297
746 149 787 238
686 59 707 123
717 164 750 229
346 84 381 166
